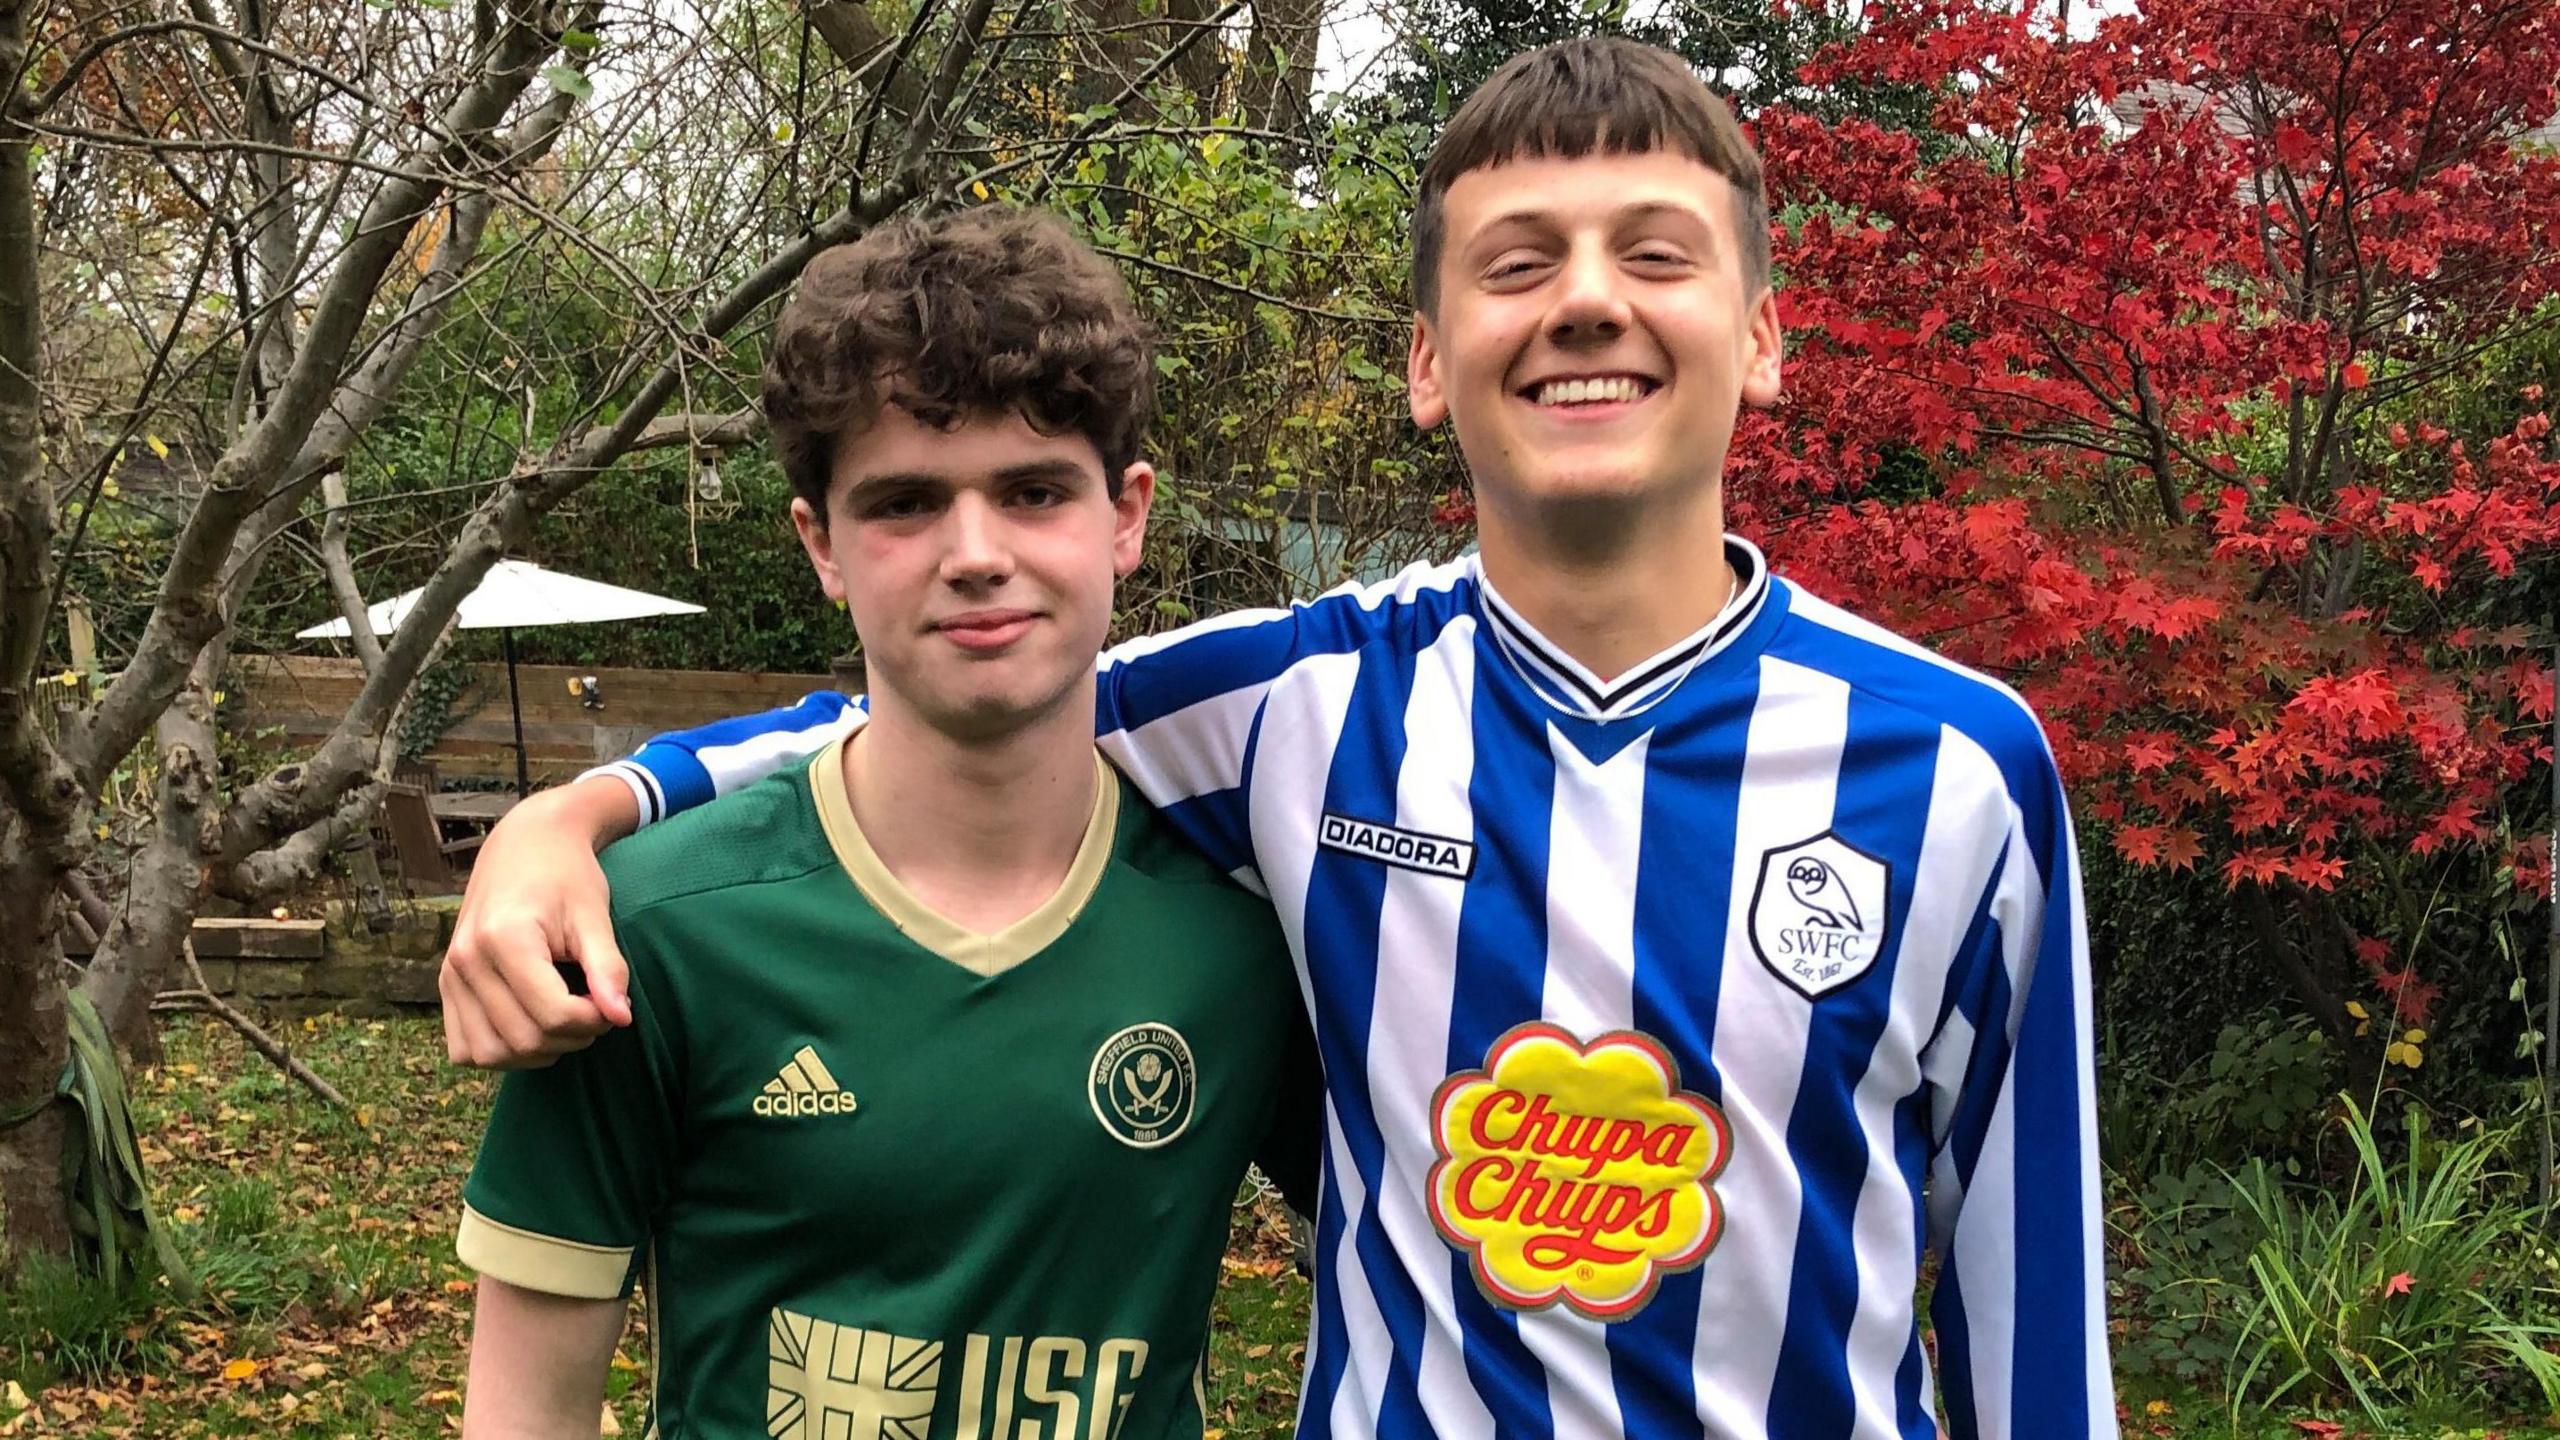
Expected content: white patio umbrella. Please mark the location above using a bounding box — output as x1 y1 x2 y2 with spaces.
298 559 704 796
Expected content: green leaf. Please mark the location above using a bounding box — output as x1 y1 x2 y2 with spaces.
543 65 594 101
560 27 601 53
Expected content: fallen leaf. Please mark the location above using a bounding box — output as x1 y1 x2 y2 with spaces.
221 1358 259 1382
2383 1270 2414 1296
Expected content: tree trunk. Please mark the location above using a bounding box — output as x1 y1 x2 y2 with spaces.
0 849 71 1266
83 699 219 1061
2237 879 2358 1049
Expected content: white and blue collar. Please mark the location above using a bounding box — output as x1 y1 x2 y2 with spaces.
1475 535 1771 722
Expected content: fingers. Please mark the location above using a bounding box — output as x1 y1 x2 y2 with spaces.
440 797 633 1069
441 958 516 1070
480 920 611 1067
565 905 632 1029
445 903 612 1068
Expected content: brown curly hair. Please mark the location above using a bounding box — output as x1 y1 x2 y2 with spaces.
764 205 1154 517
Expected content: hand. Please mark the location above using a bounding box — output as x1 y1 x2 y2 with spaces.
441 776 640 1068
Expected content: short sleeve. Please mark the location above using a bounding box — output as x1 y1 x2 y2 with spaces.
458 956 683 1300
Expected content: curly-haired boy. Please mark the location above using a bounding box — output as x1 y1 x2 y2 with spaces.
455 206 1311 1440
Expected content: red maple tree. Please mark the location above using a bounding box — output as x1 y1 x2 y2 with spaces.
1736 0 2560 1038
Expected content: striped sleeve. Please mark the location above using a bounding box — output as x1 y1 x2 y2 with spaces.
586 690 862 829
1926 745 2115 1439
594 560 1471 838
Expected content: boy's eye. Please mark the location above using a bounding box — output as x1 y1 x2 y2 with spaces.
867 492 936 520
1011 483 1066 508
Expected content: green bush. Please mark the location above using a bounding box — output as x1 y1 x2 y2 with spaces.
2104 1013 2339 1183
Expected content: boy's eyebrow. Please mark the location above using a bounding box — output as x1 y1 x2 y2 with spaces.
990 458 1096 486
841 470 950 497
1477 198 1711 234
842 458 1093 498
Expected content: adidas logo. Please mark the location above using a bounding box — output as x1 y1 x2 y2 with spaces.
755 1045 859 1118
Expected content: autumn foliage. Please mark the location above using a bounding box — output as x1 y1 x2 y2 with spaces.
1736 0 2560 1035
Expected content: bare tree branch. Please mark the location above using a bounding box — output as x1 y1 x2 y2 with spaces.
317 471 382 671
70 0 572 792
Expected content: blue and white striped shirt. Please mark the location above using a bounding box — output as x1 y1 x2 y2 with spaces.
596 537 2114 1440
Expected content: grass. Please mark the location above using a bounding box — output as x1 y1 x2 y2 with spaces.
2 1015 2554 1438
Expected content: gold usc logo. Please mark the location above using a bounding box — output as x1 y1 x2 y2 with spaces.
1427 1023 1730 1320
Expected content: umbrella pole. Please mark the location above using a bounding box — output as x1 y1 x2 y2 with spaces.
502 626 530 799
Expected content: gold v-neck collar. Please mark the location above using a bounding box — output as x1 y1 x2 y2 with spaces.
808 734 1117 979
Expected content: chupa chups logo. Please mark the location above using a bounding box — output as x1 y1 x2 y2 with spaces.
1427 1022 1730 1321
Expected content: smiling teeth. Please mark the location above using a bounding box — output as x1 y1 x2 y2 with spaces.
1535 376 1645 406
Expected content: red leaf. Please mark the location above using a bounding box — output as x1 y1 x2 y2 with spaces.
2160 828 2204 873
2123 735 2177 772
2384 1270 2415 1297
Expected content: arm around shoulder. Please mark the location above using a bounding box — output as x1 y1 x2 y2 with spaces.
461 1275 627 1440
442 774 644 1069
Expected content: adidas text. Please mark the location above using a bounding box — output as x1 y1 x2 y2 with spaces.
755 1090 859 1118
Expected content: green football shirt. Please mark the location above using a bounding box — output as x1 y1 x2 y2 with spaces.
459 734 1304 1440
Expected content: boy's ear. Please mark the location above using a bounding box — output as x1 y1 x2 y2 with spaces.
790 496 848 603
1739 285 1784 409
1110 462 1156 577
1408 312 1449 430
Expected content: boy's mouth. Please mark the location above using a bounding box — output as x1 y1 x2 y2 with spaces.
1520 373 1662 408
935 609 1040 651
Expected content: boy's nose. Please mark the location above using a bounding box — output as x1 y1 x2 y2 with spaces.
940 493 1014 585
1548 243 1630 344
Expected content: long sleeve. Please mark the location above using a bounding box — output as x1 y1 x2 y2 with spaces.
598 562 1466 860
1924 755 2115 1439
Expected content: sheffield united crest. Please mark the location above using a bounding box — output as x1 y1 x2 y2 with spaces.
1747 832 1893 1000
1088 1023 1197 1149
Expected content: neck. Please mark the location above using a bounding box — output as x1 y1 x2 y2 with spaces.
1474 482 1735 683
843 681 1098 925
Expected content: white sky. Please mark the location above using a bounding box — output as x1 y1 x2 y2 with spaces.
1311 0 2136 101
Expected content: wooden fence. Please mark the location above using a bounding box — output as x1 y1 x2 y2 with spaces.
232 655 846 786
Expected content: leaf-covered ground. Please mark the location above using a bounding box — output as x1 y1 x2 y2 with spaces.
0 1014 2550 1438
